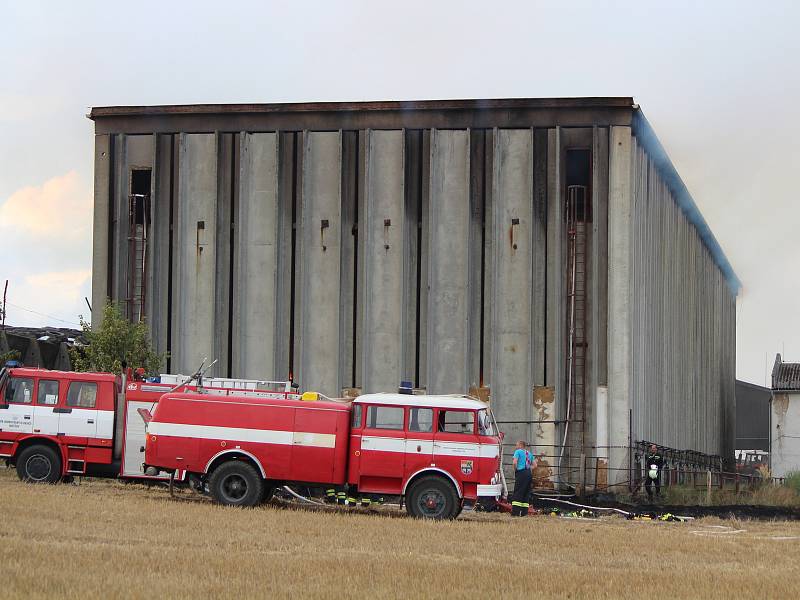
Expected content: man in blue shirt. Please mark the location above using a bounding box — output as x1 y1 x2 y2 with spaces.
511 440 536 516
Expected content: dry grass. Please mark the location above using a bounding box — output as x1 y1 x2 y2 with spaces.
660 482 800 507
1 469 800 599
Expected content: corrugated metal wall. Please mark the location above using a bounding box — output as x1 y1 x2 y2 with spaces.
629 136 736 459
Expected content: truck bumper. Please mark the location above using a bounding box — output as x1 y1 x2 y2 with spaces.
477 483 503 498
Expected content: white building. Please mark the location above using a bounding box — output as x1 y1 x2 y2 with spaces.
770 354 800 478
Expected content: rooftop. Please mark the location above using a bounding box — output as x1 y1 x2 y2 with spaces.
772 354 800 391
88 97 635 119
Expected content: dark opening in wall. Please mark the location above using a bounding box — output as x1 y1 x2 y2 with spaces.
565 149 591 222
130 168 152 225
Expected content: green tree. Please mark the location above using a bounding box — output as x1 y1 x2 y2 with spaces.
70 302 165 375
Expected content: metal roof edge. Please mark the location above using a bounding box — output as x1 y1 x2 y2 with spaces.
631 109 741 294
735 379 771 393
87 97 635 120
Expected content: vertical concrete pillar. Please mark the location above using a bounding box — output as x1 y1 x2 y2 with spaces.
173 133 218 375
111 134 128 307
531 130 548 387
426 129 471 395
298 131 342 395
490 128 534 446
91 134 112 328
214 133 234 378
361 130 406 392
545 128 563 394
148 134 173 358
274 133 297 382
607 126 633 486
233 133 280 379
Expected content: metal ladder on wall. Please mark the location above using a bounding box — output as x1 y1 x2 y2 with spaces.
127 193 150 323
563 185 588 482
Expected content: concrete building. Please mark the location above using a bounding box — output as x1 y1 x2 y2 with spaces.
735 380 770 452
770 354 800 478
88 98 739 486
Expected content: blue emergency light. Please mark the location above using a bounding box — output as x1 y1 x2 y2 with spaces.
4 360 22 368
398 380 413 395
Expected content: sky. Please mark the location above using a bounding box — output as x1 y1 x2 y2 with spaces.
1 0 798 385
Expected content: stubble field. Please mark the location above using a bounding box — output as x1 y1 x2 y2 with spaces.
1 468 799 599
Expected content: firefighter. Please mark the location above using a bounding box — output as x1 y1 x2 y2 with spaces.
511 440 536 516
644 444 664 501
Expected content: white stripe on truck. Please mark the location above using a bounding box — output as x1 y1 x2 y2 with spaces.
361 436 499 458
148 422 336 449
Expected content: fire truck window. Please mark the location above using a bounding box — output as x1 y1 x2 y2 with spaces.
351 404 363 428
408 408 433 433
365 405 404 430
438 410 475 435
5 377 33 404
478 410 495 436
66 382 98 409
37 380 59 405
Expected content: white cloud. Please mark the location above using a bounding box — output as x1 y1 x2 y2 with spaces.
0 173 93 328
0 171 91 238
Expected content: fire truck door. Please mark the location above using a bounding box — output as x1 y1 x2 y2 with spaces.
57 381 99 440
32 379 61 436
404 407 435 475
433 409 480 485
1 376 35 435
358 404 406 492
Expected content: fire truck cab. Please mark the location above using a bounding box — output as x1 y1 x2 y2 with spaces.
144 391 504 519
0 366 119 482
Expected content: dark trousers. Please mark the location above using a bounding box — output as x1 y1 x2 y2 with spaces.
645 473 661 497
512 468 532 516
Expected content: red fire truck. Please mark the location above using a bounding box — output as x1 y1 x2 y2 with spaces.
0 362 299 483
143 391 505 519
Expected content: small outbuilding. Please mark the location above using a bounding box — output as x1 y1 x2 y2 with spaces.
770 354 800 477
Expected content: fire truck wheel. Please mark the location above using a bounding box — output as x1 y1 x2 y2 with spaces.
406 476 459 520
16 445 62 484
208 461 264 507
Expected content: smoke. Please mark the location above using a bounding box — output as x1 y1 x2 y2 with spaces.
632 110 741 294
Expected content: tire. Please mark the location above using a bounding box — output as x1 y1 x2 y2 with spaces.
406 475 459 520
208 461 264 507
16 444 62 484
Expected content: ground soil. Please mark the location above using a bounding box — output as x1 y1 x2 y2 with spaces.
1 468 799 599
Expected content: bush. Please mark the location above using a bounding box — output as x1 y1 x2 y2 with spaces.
784 472 800 495
69 302 165 375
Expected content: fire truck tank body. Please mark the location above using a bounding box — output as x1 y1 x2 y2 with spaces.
147 393 351 484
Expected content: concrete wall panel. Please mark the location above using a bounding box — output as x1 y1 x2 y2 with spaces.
299 131 342 394
607 125 633 484
362 130 406 392
233 132 279 379
426 129 471 394
173 133 218 375
490 129 534 445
